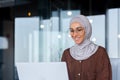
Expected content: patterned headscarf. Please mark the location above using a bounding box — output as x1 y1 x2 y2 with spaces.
70 15 98 60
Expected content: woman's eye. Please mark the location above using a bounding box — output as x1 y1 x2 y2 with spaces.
70 30 74 32
77 29 83 31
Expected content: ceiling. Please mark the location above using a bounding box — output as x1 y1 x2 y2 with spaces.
50 0 120 15
0 0 120 20
0 0 31 8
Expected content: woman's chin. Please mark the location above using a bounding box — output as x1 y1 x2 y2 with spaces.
75 41 81 44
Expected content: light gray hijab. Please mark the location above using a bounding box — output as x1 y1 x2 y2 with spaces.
70 15 99 60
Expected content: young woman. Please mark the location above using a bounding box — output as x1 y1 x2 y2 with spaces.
61 15 112 80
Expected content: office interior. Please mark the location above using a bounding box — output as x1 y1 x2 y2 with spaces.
0 0 120 80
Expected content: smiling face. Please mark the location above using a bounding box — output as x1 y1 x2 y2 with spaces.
70 22 85 44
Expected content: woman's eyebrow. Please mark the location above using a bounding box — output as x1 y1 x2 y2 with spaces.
69 28 73 30
69 27 83 30
76 26 83 29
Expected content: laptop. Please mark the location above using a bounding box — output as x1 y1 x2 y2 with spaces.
16 62 69 80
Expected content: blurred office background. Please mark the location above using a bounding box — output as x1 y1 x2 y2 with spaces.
0 0 120 80
15 0 120 62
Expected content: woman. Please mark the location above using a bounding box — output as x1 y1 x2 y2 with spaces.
61 15 112 80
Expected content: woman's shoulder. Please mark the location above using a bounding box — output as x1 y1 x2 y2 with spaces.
61 48 71 61
96 46 108 57
95 46 110 63
63 48 70 54
97 46 106 52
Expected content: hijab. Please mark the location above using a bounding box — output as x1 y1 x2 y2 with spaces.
70 15 99 61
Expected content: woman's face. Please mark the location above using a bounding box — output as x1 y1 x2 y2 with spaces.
70 22 85 44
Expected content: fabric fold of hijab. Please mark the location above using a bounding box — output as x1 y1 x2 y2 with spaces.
70 15 98 61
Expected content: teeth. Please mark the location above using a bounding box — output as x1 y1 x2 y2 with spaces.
75 37 80 40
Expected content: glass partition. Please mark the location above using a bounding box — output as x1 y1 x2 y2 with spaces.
107 8 120 58
15 11 107 63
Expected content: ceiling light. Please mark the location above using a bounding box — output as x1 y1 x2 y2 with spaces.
118 34 120 38
89 19 93 23
28 11 31 16
92 37 96 42
67 11 72 16
40 24 44 29
68 34 71 38
57 34 61 39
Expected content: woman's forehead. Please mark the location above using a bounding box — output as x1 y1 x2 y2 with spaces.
70 22 84 28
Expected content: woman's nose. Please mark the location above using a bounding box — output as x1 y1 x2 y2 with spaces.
72 31 77 37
